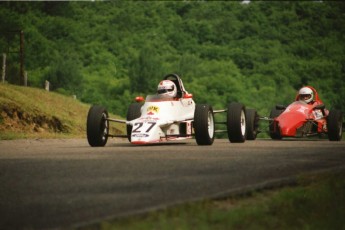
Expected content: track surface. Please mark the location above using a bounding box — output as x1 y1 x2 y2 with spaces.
0 138 344 229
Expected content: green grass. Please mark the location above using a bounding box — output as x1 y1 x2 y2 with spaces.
78 170 345 230
0 83 125 140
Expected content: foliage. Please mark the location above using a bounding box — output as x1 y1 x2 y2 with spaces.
1 1 344 124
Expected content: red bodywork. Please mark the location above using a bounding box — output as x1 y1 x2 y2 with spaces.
274 102 328 137
273 86 329 137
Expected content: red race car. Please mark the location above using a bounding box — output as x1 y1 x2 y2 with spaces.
265 86 343 141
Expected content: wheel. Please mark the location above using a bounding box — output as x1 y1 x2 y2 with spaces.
227 102 246 143
269 107 282 140
194 104 215 145
327 109 343 141
246 108 259 140
87 105 109 147
126 103 142 142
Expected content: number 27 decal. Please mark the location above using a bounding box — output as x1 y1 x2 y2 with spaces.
133 122 156 133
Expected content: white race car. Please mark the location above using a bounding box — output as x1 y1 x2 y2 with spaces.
87 74 255 146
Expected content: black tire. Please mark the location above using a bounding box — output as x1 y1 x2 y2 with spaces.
327 109 343 141
246 108 259 140
227 102 246 143
194 104 215 145
126 103 142 142
269 108 283 140
87 105 109 147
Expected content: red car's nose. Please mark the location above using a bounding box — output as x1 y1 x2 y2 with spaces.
276 112 306 137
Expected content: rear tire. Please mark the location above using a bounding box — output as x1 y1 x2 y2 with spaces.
269 108 283 140
246 109 259 140
126 103 142 142
87 105 109 147
227 102 246 143
327 110 343 141
194 104 215 145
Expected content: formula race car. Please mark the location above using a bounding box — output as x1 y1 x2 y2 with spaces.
262 87 343 141
86 74 254 146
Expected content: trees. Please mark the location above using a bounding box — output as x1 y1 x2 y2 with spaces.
1 1 344 117
128 45 163 94
43 56 83 94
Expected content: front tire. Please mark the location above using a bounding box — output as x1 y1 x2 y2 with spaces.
87 105 109 147
269 107 283 140
246 109 259 140
327 110 343 141
126 103 142 142
194 104 215 145
227 102 246 143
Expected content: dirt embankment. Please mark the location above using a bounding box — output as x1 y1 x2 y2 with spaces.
0 103 69 135
0 84 124 139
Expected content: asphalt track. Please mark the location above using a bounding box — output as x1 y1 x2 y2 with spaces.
0 138 344 229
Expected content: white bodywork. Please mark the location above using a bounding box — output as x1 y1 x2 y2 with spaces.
87 74 243 147
127 94 195 144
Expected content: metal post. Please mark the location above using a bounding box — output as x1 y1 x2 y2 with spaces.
2 53 5 83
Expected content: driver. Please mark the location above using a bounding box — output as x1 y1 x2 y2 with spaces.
296 86 325 108
157 80 177 98
297 86 315 104
296 86 328 119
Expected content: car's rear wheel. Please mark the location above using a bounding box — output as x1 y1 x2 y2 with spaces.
246 108 259 140
194 104 215 145
87 105 109 147
269 107 283 140
126 103 142 142
227 102 246 143
327 109 343 141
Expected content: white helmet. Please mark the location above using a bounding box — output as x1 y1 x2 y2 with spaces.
298 87 314 103
157 80 177 98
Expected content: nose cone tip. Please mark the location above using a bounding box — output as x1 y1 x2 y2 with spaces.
279 125 296 137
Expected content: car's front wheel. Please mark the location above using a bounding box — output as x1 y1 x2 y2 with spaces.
246 108 259 140
227 102 246 143
126 103 142 142
327 109 343 141
87 105 109 147
269 107 283 140
194 104 215 145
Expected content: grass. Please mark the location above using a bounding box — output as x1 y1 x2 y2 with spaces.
0 83 125 140
78 169 345 230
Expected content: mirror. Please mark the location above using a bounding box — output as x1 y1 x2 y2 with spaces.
135 96 145 102
313 104 325 110
276 105 286 110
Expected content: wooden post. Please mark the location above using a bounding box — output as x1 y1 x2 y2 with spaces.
45 80 50 91
20 30 25 86
24 71 28 86
2 53 5 83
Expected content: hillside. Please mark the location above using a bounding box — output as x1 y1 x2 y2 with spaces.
1 1 345 118
0 83 123 140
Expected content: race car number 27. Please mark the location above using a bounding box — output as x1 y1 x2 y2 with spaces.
132 122 156 133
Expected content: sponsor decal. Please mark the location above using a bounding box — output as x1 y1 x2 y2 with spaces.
297 106 308 114
132 133 149 138
147 105 160 114
139 117 159 121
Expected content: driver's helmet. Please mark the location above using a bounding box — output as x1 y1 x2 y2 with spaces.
157 80 177 98
298 87 314 103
